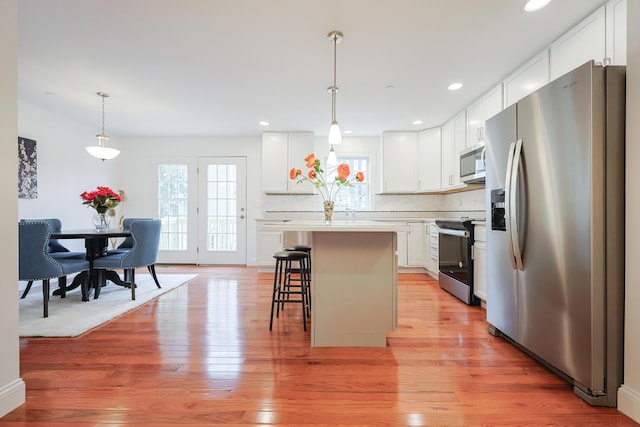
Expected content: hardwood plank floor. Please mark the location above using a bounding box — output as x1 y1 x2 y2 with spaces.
2 265 637 426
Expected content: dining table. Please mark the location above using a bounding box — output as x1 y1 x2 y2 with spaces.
50 228 132 300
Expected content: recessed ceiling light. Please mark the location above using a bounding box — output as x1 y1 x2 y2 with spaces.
448 83 463 91
259 121 269 126
524 0 551 12
343 130 353 134
412 120 423 126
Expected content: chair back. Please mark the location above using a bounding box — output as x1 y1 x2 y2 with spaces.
117 217 155 249
19 221 64 280
120 219 161 269
20 218 69 253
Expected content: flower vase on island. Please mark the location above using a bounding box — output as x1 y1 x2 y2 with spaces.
80 186 122 231
290 153 364 224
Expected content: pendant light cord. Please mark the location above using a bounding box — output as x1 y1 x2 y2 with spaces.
332 33 337 122
101 95 106 136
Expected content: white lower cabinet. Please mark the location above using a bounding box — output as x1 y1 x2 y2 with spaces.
473 224 487 302
256 231 283 271
396 230 408 267
407 222 427 267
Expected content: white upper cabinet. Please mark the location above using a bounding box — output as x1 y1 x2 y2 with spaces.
382 132 419 193
441 111 466 191
261 132 314 194
550 5 606 81
466 84 503 147
606 0 627 66
417 127 442 192
503 50 550 108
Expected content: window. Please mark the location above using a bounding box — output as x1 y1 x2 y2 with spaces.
157 164 188 250
326 156 370 210
205 163 237 252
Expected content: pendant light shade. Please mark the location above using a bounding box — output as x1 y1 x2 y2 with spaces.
328 120 342 145
327 31 343 145
85 92 120 161
327 145 338 167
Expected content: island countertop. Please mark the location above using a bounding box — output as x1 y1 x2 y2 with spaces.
258 219 411 233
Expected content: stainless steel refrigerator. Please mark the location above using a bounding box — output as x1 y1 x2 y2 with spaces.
484 61 625 407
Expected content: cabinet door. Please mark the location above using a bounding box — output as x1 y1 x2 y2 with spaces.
407 222 426 267
453 112 466 187
484 84 503 123
396 230 408 267
261 132 314 194
466 98 484 147
428 222 439 273
441 111 466 190
473 240 487 301
441 119 455 189
417 128 441 192
606 0 627 66
261 132 289 193
256 231 283 269
503 51 550 107
550 5 605 80
287 132 315 193
382 132 418 193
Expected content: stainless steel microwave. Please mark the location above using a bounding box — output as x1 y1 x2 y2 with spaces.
460 143 486 184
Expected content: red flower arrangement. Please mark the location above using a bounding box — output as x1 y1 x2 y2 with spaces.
80 186 122 214
289 153 364 203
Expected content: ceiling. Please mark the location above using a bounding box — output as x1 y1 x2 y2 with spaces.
17 0 608 138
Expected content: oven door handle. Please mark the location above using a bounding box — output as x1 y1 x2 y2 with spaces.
438 228 469 238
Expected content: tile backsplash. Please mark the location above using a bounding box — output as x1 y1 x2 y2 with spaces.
262 188 486 219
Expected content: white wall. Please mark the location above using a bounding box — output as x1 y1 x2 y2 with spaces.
18 101 120 250
618 1 640 422
0 0 25 417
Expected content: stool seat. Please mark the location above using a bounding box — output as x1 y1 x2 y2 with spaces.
270 250 311 331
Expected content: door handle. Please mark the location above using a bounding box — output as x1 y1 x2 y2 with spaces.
505 139 524 271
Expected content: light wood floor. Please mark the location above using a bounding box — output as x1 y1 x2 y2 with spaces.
2 265 637 426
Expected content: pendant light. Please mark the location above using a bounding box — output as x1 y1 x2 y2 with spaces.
327 31 343 147
85 92 120 161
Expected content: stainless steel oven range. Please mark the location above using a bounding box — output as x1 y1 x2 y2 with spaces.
435 217 479 306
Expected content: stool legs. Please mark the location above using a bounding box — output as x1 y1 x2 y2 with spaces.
269 252 310 331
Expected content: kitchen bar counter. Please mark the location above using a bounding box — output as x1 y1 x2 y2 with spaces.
259 220 410 347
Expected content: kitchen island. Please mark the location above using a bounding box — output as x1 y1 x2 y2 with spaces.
258 219 410 347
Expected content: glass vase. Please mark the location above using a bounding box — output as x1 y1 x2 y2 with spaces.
323 200 334 224
93 212 110 231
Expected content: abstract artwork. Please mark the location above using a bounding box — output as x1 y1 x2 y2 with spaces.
18 137 37 199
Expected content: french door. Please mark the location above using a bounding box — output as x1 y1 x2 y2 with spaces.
154 156 247 265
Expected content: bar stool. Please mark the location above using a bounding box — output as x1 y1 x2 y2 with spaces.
270 250 311 331
284 245 312 310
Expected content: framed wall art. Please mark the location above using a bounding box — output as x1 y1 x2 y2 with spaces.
18 137 37 199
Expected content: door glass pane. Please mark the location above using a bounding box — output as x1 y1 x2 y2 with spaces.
207 164 237 251
158 164 188 250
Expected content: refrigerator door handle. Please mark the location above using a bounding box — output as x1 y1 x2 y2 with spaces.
505 139 524 270
510 139 524 270
505 141 517 269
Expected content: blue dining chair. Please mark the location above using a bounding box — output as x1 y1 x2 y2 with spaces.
108 217 161 287
19 218 86 299
19 221 91 318
92 219 162 300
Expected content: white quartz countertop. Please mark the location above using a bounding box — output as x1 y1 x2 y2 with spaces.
258 219 411 233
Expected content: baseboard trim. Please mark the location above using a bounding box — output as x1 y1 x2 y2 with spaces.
618 384 640 423
0 378 25 418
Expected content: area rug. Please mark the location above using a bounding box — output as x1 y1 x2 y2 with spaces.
18 273 197 337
